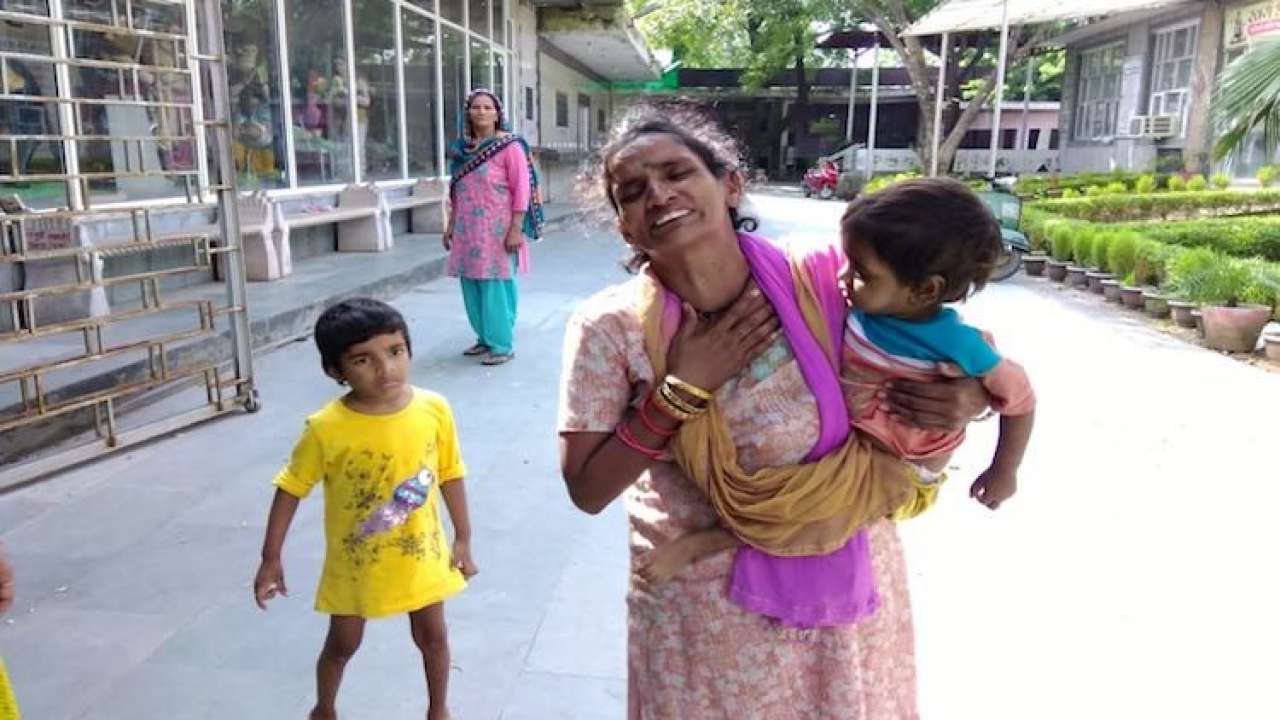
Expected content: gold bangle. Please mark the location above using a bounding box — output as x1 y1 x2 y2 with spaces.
664 374 714 402
650 386 693 422
658 381 705 418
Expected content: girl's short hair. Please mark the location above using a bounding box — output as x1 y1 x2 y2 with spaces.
314 298 412 374
841 178 1004 303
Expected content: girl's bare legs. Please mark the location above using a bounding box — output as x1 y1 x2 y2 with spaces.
409 603 451 720
311 615 365 720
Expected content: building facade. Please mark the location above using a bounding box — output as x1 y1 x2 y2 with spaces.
1056 0 1280 177
0 0 655 211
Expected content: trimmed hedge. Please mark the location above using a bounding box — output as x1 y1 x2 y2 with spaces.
1013 171 1162 199
1020 206 1280 314
1111 216 1280 262
1031 189 1280 222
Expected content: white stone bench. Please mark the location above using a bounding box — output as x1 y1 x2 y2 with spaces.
273 183 392 260
380 178 446 234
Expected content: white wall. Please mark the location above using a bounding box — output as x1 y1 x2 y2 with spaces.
537 51 609 156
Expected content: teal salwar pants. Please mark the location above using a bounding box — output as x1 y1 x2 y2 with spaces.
460 275 518 355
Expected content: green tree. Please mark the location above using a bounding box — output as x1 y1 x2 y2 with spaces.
632 0 1060 174
1213 38 1280 165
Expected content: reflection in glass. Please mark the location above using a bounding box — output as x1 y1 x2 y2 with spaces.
402 10 439 177
493 52 505 117
1 22 65 209
222 0 288 189
352 0 400 180
440 0 463 25
286 0 353 185
469 38 489 90
495 0 506 44
0 0 49 15
442 25 464 150
469 0 489 38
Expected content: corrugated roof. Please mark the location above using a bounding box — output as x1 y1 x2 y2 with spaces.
905 0 1199 36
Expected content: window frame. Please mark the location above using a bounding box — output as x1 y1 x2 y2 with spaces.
1073 41 1126 141
1148 20 1199 136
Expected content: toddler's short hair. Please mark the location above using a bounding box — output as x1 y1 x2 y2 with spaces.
841 178 1004 303
314 298 412 374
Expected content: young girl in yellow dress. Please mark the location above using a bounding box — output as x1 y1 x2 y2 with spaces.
1 545 20 720
253 298 477 720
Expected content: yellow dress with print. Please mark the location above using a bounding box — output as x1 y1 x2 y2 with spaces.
275 387 467 618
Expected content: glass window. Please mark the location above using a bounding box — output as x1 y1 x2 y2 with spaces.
286 0 353 186
495 0 507 44
555 91 568 128
66 5 198 205
223 0 288 189
1000 129 1017 149
1 19 66 209
524 86 533 121
442 25 465 149
440 0 463 26
1049 129 1060 149
1149 23 1198 133
1027 128 1041 150
493 51 505 112
469 37 489 89
1074 43 1124 140
402 9 439 177
0 1 49 15
352 0 400 181
469 0 490 38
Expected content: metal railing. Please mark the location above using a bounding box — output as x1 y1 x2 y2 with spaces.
0 0 255 490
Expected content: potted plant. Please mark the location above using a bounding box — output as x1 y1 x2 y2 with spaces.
1143 289 1172 318
1120 274 1145 309
1105 232 1139 304
1170 299 1199 328
1066 228 1091 289
1085 231 1114 293
1171 250 1273 352
1265 332 1280 361
1047 225 1073 282
1023 254 1048 277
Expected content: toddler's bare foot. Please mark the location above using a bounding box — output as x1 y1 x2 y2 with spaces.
635 539 696 593
309 707 337 720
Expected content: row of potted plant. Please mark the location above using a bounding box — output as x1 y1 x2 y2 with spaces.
1022 222 1280 356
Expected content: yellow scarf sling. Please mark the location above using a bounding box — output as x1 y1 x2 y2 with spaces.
638 244 937 558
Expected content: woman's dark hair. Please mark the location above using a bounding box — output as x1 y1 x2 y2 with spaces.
841 178 1004 303
314 297 412 375
582 100 747 271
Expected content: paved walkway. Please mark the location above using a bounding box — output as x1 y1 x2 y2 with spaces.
1 193 1278 719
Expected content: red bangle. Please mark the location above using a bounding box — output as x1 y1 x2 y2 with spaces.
615 421 666 461
638 395 678 437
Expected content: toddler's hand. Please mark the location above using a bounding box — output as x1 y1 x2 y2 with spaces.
452 540 478 578
970 467 1018 510
253 558 288 610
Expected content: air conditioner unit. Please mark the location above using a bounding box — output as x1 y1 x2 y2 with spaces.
1127 115 1180 138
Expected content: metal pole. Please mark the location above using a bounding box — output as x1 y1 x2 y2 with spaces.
867 36 880 177
395 6 409 180
988 0 1011 178
343 0 361 183
931 31 949 176
198 0 255 399
1020 52 1034 156
845 48 858 145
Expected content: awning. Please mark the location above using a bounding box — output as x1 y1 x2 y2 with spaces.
538 5 662 82
906 0 1199 36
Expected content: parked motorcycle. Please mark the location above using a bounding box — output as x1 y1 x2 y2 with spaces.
974 176 1031 282
802 160 840 200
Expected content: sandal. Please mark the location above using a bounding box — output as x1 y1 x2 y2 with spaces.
462 343 490 357
481 352 514 366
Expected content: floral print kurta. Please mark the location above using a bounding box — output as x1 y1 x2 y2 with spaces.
558 275 919 720
446 139 531 280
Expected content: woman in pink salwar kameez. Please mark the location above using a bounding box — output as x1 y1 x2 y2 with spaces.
557 102 988 719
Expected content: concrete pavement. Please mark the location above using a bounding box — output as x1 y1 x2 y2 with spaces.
1 191 1278 719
